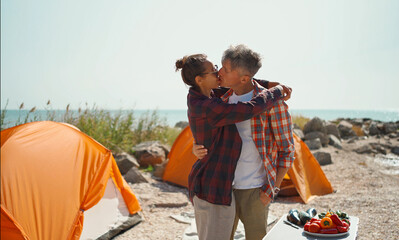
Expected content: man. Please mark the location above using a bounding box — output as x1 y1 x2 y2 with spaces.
194 44 295 240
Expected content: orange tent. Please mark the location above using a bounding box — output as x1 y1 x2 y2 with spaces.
1 121 141 240
162 126 333 203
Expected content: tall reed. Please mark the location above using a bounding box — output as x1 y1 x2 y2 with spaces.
1 101 181 153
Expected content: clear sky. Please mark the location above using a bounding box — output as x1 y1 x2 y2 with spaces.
2 0 399 111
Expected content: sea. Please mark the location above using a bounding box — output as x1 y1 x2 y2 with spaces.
1 109 398 129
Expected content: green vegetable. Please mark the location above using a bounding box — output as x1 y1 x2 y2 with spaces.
299 211 312 225
287 209 301 225
306 208 317 218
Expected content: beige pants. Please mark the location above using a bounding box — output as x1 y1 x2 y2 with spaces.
193 195 236 240
230 188 270 240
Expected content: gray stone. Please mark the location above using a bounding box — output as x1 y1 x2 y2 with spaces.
368 122 380 135
313 151 332 166
325 122 341 139
354 145 376 154
114 152 140 175
303 117 326 134
338 120 356 138
175 121 189 129
132 141 168 168
124 167 148 183
97 213 142 240
305 138 322 150
392 147 399 155
328 134 342 149
304 131 329 146
383 122 397 134
293 128 305 139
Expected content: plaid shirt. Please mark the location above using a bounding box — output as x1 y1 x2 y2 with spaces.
187 86 282 205
221 81 295 199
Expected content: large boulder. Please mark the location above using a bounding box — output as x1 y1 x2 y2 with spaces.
293 128 305 139
328 134 342 149
325 122 341 139
175 121 189 129
305 138 322 150
313 152 332 166
338 120 356 139
303 117 326 134
304 131 329 146
383 122 397 134
368 122 380 136
132 141 169 168
113 152 140 175
124 167 148 183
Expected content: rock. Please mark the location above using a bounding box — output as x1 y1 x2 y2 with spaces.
175 121 189 129
383 122 397 134
392 147 399 155
305 138 322 150
352 125 365 136
325 122 341 139
124 167 148 183
303 117 326 134
304 131 329 146
354 145 376 154
328 134 342 149
114 152 140 175
293 128 305 139
153 159 169 179
313 151 332 166
368 122 380 135
338 120 356 139
132 141 168 168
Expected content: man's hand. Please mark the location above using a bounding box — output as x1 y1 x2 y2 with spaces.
192 142 208 159
259 190 272 206
278 84 292 101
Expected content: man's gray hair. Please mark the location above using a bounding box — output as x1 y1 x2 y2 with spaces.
222 44 262 77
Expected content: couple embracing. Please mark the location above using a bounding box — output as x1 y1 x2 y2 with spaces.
175 44 295 240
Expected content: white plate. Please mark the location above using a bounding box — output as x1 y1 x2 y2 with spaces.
303 230 349 238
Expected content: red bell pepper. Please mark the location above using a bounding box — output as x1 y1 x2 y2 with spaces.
320 228 339 234
342 219 351 226
304 222 311 231
337 225 349 233
309 223 321 233
330 214 343 226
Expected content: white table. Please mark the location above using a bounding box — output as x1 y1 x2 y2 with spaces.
264 214 359 240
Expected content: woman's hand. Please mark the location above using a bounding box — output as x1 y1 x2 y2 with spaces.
192 142 208 159
278 84 292 101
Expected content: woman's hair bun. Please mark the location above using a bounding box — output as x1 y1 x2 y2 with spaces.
175 57 187 71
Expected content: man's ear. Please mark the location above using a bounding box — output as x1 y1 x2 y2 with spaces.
240 75 251 84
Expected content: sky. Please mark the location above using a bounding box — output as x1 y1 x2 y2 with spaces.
2 0 399 111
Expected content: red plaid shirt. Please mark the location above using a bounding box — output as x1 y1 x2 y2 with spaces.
187 85 283 205
221 81 295 199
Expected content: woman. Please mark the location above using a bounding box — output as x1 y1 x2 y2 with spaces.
175 54 290 240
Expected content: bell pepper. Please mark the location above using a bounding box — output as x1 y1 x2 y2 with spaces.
330 214 343 226
320 228 339 234
308 223 321 233
320 217 333 229
337 225 349 233
304 222 311 231
342 219 351 226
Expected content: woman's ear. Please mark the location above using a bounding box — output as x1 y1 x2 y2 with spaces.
195 75 202 86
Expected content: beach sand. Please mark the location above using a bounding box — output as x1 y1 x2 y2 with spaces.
114 135 399 240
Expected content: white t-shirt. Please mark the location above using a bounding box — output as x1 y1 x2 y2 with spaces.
229 90 266 189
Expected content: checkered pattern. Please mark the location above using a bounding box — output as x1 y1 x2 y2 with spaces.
221 81 295 199
187 85 282 205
